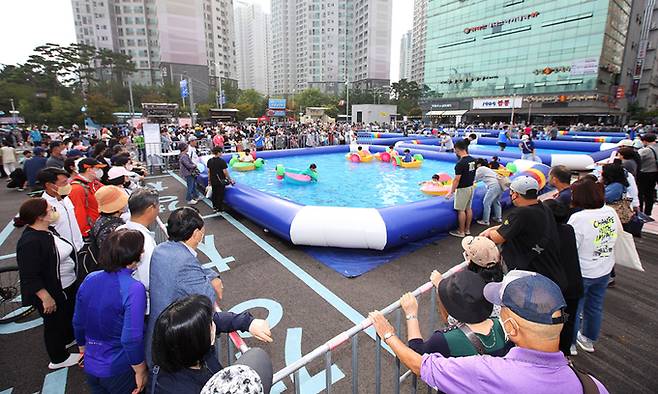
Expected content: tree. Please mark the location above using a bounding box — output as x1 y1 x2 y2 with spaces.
237 89 266 115
86 93 117 124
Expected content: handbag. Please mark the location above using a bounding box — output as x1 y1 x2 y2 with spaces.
614 229 644 272
608 197 634 224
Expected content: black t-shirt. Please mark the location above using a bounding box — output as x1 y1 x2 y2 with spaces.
207 157 228 185
497 202 567 291
454 155 476 188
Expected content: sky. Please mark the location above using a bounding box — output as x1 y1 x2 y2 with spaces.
0 0 413 82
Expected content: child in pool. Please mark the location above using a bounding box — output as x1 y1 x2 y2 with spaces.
420 174 441 186
402 149 414 163
489 156 501 169
240 148 255 162
387 145 399 156
302 163 318 181
357 146 371 157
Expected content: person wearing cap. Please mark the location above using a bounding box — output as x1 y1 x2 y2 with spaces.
637 133 658 215
481 176 567 291
519 134 537 161
187 135 201 164
69 158 107 237
150 295 273 394
548 165 573 206
567 178 621 354
38 167 84 251
24 147 48 190
400 270 508 358
179 142 200 205
46 141 66 169
447 139 476 238
90 185 129 253
369 271 609 393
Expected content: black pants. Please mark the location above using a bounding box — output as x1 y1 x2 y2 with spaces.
35 284 77 363
637 171 658 216
559 297 580 356
210 182 226 211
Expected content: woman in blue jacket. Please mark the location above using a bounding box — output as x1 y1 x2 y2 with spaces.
601 162 629 203
73 229 148 393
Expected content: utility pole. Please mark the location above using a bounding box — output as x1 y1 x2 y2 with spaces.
346 80 350 123
510 93 517 125
218 72 224 110
188 76 196 125
128 80 135 121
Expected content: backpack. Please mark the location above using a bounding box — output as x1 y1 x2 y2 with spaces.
71 179 93 230
76 218 120 281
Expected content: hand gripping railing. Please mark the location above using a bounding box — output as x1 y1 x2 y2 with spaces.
153 216 248 360
272 261 468 393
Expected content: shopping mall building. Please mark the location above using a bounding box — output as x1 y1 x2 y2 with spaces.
417 0 650 125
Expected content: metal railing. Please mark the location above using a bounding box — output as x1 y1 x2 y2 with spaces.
272 261 468 393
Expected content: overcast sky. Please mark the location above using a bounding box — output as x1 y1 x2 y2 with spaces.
0 0 412 82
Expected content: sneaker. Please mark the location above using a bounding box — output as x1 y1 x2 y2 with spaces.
17 188 24 192
576 332 595 353
570 345 578 356
607 278 616 288
476 220 490 226
66 339 77 349
188 199 198 205
493 218 503 223
48 353 82 370
449 230 465 238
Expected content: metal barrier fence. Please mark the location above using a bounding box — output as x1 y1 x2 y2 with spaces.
272 261 468 393
154 210 467 392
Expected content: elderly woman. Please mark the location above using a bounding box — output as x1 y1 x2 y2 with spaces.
16 198 81 369
567 178 621 354
73 229 147 393
179 142 199 205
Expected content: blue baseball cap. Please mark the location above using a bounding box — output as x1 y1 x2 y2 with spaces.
483 270 566 325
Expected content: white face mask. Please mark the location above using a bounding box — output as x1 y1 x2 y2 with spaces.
500 317 514 342
125 164 134 171
210 321 216 346
94 168 104 179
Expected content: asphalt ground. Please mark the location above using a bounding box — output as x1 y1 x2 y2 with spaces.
0 174 656 393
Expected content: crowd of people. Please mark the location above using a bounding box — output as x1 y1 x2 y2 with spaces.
4 120 655 393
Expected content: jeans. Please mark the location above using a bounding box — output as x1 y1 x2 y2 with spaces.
185 175 198 202
86 369 136 394
521 153 537 162
573 273 610 342
482 183 502 223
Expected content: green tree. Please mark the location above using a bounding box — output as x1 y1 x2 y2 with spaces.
86 93 117 124
237 89 266 115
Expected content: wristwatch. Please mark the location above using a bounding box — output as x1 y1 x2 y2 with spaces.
383 332 396 342
406 314 417 321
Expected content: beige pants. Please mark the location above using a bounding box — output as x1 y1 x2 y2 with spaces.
454 185 475 211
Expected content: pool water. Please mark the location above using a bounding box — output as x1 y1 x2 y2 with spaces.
229 152 457 208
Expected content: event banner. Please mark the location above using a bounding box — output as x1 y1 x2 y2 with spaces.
472 97 523 109
143 123 162 167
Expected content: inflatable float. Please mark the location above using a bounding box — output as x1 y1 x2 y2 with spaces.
275 164 317 185
420 173 452 196
346 152 375 163
392 154 424 168
229 152 265 171
508 160 551 189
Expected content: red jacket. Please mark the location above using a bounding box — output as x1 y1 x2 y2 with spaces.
68 175 104 236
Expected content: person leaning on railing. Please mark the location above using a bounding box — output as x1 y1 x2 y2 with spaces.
369 271 609 394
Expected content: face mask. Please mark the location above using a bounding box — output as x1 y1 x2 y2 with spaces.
94 168 104 179
500 317 514 342
125 164 134 171
123 181 132 188
56 184 72 196
49 210 60 223
210 321 217 346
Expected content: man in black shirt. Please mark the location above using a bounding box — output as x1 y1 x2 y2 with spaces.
481 176 567 291
447 139 476 237
206 146 234 212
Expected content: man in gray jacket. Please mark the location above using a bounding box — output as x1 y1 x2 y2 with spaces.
178 142 199 204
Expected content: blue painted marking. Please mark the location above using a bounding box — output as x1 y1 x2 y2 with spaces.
228 298 283 339
201 212 222 219
41 367 67 394
0 388 13 394
198 234 236 272
0 306 43 334
0 220 16 249
146 181 168 192
0 253 16 261
167 171 392 353
283 327 344 393
158 195 179 212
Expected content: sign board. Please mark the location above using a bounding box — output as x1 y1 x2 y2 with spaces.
143 123 162 167
268 99 287 109
179 80 189 98
472 97 523 109
570 58 599 76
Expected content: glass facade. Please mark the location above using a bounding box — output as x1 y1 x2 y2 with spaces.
423 0 631 99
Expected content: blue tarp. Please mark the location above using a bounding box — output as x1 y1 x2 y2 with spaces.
304 234 447 278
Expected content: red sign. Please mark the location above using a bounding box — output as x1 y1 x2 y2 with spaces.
464 11 540 34
616 87 625 99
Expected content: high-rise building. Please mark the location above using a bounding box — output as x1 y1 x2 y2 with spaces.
71 0 238 102
635 0 658 110
399 30 412 81
271 0 392 96
409 0 427 85
419 0 642 124
234 0 272 96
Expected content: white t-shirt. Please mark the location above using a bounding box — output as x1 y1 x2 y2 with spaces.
54 234 77 288
441 135 454 150
567 205 621 279
117 221 156 290
475 166 499 189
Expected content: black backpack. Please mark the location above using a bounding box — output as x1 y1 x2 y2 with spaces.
76 218 121 281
